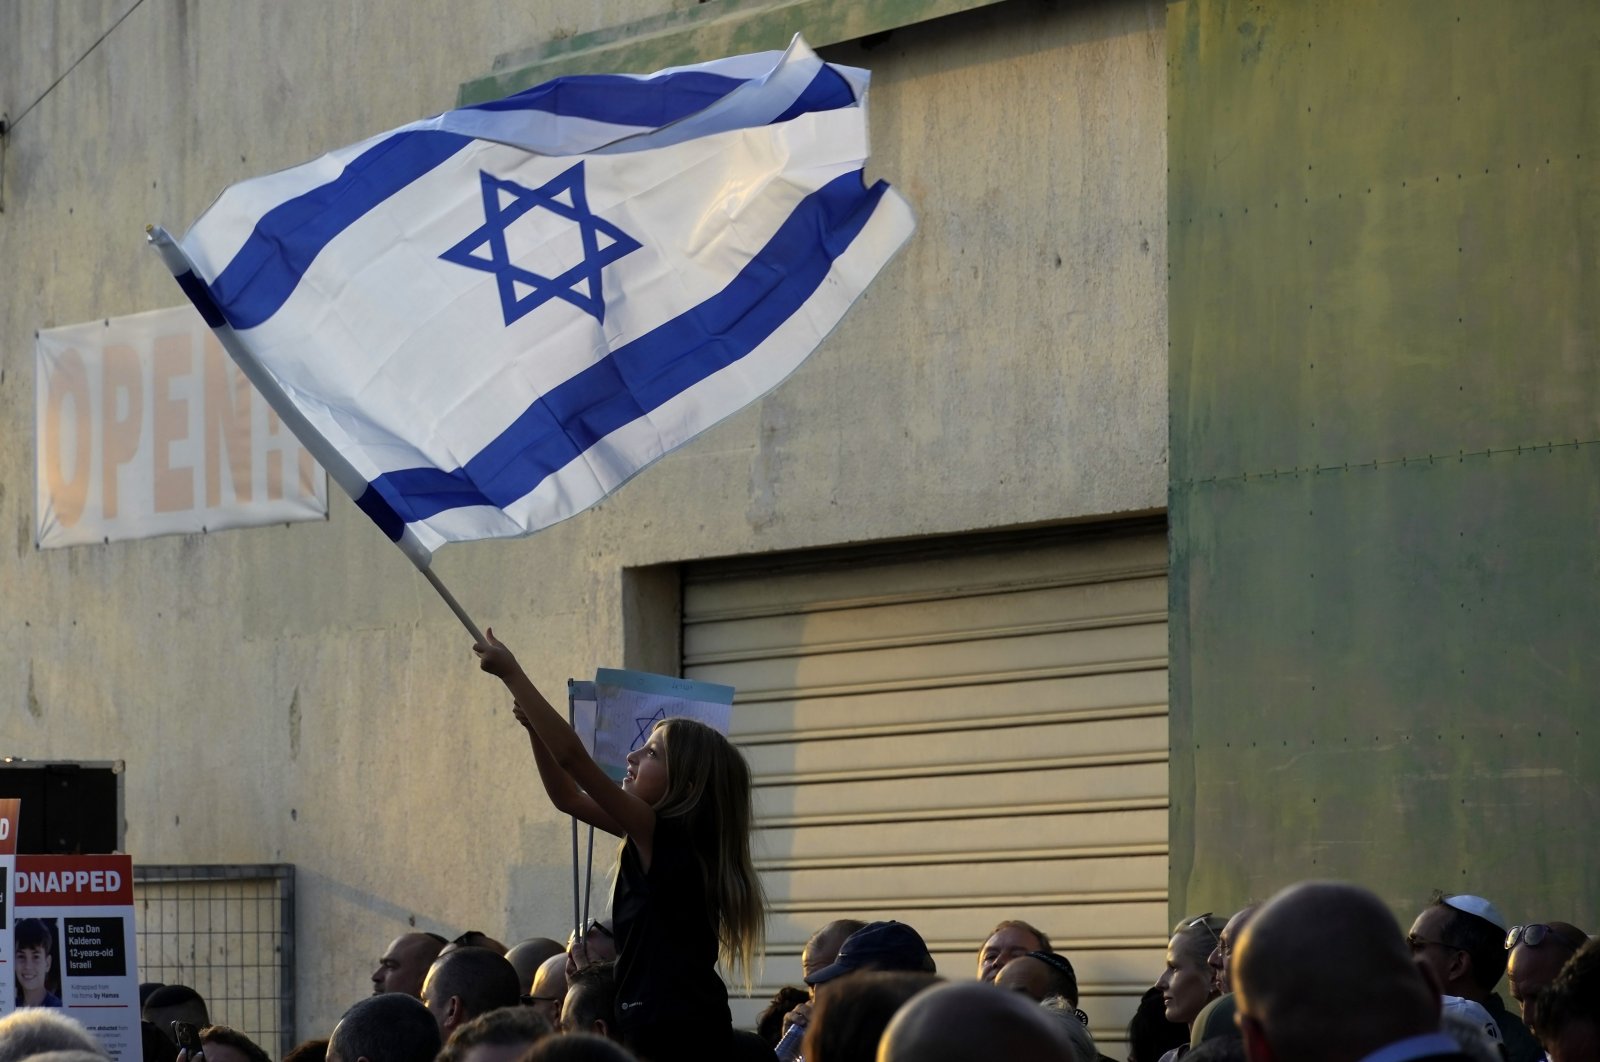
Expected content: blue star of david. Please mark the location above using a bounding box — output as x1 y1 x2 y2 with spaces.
632 708 667 750
439 162 641 326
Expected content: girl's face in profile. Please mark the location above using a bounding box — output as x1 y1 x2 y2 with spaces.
624 728 670 805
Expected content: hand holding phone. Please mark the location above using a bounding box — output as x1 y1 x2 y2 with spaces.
172 1021 205 1062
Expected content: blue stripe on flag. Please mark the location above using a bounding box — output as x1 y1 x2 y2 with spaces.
770 63 857 124
175 270 226 328
354 482 409 543
363 170 890 524
466 71 748 127
211 130 473 330
206 67 858 337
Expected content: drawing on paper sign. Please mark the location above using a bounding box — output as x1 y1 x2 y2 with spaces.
590 669 735 781
632 708 667 748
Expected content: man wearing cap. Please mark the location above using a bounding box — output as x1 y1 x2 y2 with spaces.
806 920 937 988
1408 893 1541 1062
780 921 936 1054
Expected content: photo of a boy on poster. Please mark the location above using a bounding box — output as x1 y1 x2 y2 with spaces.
15 917 64 1007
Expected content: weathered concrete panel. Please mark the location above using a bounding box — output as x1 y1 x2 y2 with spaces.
1169 0 1600 926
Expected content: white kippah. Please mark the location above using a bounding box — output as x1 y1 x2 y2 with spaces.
1444 894 1509 932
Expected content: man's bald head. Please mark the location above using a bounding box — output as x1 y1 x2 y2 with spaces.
1509 922 1589 1024
372 934 446 998
505 938 566 993
1210 905 1260 994
1234 882 1439 1062
526 952 570 1026
877 982 1074 1062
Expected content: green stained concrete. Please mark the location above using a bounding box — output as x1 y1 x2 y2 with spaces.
460 0 1007 104
1169 0 1600 924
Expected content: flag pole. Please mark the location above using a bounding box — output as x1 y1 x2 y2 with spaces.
419 566 486 644
566 681 583 941
148 225 486 644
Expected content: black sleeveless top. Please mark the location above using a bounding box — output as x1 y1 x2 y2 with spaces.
612 814 732 1061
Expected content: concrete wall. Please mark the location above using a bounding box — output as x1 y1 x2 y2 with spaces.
0 0 1166 1039
1169 0 1600 927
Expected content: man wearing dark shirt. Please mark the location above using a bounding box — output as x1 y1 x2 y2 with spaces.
1408 894 1541 1062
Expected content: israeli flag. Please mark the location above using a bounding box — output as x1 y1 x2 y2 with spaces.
152 36 913 563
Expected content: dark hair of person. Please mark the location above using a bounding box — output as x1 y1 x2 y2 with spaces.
15 919 53 952
1026 951 1080 1006
986 919 1053 953
13 918 62 997
516 1032 635 1062
141 1021 180 1062
801 970 941 1062
756 985 811 1047
563 962 618 1036
430 946 522 1020
1429 894 1508 991
332 993 441 1062
1530 936 1600 1046
438 1007 551 1061
200 1026 271 1062
283 1038 329 1062
144 984 207 1011
1127 985 1190 1062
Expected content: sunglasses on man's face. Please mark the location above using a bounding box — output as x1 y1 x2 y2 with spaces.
1505 923 1580 951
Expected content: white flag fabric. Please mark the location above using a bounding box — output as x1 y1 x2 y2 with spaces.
152 36 914 562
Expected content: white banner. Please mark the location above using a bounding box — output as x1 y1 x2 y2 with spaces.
35 305 328 549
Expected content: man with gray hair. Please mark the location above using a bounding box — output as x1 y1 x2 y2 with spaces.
1235 881 1470 1062
327 993 440 1062
0 1009 106 1062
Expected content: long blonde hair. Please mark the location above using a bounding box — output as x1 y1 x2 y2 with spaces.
628 718 766 983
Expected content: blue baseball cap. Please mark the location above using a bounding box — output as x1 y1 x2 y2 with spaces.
804 920 936 986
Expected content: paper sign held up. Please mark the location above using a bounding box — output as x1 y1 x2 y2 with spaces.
582 669 735 781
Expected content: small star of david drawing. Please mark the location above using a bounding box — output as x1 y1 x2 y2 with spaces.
632 707 667 750
439 162 641 326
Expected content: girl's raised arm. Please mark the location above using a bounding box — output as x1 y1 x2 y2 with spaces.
511 703 627 836
476 628 656 844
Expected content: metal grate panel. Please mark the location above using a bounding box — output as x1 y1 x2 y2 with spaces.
133 865 295 1060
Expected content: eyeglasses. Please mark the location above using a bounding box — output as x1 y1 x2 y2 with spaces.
521 994 561 1007
1406 933 1463 954
1505 924 1583 951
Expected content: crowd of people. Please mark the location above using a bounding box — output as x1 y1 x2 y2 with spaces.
4 631 1596 1061
1 889 1597 1062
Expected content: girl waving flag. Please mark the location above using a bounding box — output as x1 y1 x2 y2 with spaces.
475 629 764 1062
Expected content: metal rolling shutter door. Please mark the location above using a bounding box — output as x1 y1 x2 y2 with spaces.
681 527 1170 1050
